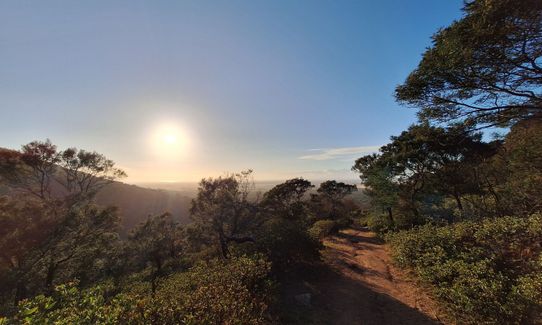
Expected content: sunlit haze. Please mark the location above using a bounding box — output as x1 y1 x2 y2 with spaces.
0 1 463 184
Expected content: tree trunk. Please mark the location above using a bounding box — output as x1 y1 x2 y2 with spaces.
45 263 57 293
219 233 229 259
14 279 27 306
386 207 394 224
453 192 464 221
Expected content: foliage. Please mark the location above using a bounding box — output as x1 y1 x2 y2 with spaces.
144 255 273 324
248 218 321 275
261 178 313 221
353 123 493 226
246 178 321 273
0 140 126 313
11 282 138 325
308 220 337 240
488 117 542 215
0 140 126 202
396 0 542 129
128 213 183 292
311 180 357 222
387 215 542 324
8 256 273 325
364 213 394 234
190 170 259 258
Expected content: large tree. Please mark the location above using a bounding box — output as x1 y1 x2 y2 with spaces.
129 213 182 293
487 116 542 215
0 139 126 203
252 179 320 273
396 0 542 129
260 178 313 220
353 124 492 222
190 170 259 258
313 180 357 221
0 140 126 306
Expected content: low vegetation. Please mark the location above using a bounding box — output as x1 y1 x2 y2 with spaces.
12 256 273 324
387 215 542 324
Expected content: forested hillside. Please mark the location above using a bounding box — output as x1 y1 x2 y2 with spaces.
0 148 192 232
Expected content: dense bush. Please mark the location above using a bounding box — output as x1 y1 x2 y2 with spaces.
364 213 393 234
248 219 321 274
5 282 137 325
308 219 337 239
6 256 273 325
145 255 273 324
387 214 542 324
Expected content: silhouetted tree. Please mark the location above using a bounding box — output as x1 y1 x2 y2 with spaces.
0 140 126 306
396 0 542 129
252 178 320 274
190 170 259 258
261 178 313 220
129 213 182 293
0 140 126 203
354 124 493 223
313 180 357 221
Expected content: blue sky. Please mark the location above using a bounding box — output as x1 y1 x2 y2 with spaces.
0 0 463 182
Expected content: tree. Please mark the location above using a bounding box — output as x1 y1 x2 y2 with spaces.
353 124 493 224
129 213 182 293
0 140 126 203
40 205 121 291
353 154 399 223
0 197 57 306
260 178 313 220
487 116 542 215
190 170 259 259
59 147 127 201
0 199 121 309
313 180 357 221
0 140 126 307
396 0 542 129
0 141 59 200
250 179 320 274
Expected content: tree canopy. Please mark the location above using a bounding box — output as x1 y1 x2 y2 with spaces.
396 0 542 128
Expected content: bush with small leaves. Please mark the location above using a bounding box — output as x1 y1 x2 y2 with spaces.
387 214 542 324
8 255 274 325
308 220 337 240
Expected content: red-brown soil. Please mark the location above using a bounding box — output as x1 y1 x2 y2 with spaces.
305 228 445 325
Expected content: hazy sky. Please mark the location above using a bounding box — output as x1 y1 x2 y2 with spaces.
0 0 463 183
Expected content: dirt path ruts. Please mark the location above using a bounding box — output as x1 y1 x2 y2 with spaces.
310 228 443 325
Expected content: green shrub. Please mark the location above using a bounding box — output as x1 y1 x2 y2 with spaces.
308 220 336 239
9 256 273 325
387 214 542 324
366 213 394 234
246 219 321 274
11 282 139 325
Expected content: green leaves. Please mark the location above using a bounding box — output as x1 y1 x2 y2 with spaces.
396 0 542 129
387 214 542 324
8 256 273 325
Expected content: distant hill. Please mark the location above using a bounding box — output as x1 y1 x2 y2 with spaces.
94 182 192 234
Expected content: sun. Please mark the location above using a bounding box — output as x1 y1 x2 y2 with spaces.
163 133 177 145
151 123 189 159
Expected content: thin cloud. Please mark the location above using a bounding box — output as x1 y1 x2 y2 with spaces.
299 145 380 161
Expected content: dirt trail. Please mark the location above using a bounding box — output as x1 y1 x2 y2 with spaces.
308 228 443 325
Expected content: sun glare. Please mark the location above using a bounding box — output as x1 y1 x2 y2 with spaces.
163 133 177 144
150 122 189 159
